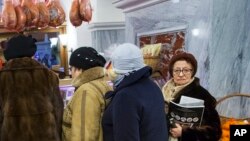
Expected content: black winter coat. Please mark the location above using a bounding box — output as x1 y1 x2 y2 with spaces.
102 66 168 141
172 77 222 141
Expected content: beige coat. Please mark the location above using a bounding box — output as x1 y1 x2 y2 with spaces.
62 67 112 141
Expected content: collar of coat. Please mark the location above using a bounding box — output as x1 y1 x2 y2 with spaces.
105 66 152 100
162 77 195 103
115 66 152 90
71 66 105 88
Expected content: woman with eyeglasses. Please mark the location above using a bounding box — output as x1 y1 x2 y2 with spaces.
162 52 222 141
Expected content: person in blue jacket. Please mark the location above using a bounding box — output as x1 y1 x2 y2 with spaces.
102 43 168 141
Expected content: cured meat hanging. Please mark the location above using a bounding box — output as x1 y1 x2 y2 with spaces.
0 0 68 31
47 0 65 27
13 0 26 31
79 0 92 22
36 0 50 28
2 0 17 30
21 0 40 29
69 0 93 27
69 0 82 27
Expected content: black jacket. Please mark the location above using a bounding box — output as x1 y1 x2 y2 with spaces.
172 77 222 141
102 66 168 141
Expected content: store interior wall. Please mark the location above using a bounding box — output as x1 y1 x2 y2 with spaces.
61 0 125 59
61 0 124 49
119 0 250 118
1 0 249 118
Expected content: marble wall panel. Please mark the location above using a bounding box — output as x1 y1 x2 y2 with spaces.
91 29 125 56
123 0 250 117
138 30 185 80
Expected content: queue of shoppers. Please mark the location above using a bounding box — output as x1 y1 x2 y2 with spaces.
0 34 221 141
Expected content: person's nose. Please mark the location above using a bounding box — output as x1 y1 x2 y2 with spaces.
179 70 184 76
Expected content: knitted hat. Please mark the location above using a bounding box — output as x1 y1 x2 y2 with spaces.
69 47 106 70
111 43 145 74
168 52 197 77
4 34 37 61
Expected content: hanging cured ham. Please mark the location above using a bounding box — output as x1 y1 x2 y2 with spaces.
69 0 82 27
13 0 26 31
21 0 40 28
36 0 50 28
79 0 92 22
2 0 17 30
47 0 65 27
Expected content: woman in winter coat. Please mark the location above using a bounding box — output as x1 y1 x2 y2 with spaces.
102 43 168 141
62 47 112 141
0 34 64 141
162 51 222 141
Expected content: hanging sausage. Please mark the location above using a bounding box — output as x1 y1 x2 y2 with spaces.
69 0 82 27
79 0 92 22
36 0 50 28
13 0 26 32
21 0 40 29
46 0 65 27
2 0 17 30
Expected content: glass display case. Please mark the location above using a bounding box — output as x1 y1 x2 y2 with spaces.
0 23 69 77
59 84 74 107
59 78 73 107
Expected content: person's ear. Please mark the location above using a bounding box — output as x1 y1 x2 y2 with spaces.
107 69 118 81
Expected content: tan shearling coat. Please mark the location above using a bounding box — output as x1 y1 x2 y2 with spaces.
62 67 112 141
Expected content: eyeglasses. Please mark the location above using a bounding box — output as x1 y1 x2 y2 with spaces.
173 68 192 75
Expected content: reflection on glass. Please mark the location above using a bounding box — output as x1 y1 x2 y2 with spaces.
59 85 75 107
34 34 60 69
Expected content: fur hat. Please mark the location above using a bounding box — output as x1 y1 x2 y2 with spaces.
69 47 106 70
168 52 197 77
4 34 37 61
111 43 145 74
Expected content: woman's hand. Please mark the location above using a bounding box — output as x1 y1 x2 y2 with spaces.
170 123 182 138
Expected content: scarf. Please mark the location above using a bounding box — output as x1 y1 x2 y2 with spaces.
162 78 195 141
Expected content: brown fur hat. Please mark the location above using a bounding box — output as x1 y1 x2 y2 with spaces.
4 34 37 61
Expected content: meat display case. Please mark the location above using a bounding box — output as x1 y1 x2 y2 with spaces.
59 78 74 107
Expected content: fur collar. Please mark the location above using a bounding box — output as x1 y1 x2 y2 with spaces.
162 77 195 103
71 67 105 88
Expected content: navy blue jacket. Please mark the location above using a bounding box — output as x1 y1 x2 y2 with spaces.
102 66 168 141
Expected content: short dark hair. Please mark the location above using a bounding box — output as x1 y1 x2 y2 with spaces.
168 52 197 77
